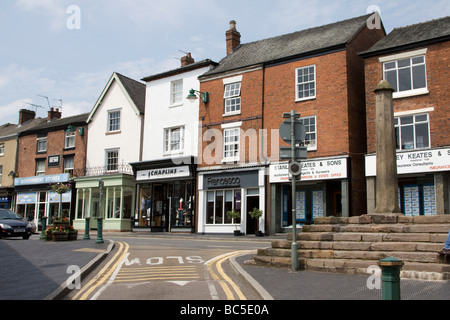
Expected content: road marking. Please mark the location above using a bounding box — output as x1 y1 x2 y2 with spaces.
114 265 200 282
73 248 106 253
72 241 129 300
207 250 252 300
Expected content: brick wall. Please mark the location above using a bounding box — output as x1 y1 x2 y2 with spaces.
17 127 88 178
365 41 450 154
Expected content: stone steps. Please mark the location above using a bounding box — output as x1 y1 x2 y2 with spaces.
247 214 450 280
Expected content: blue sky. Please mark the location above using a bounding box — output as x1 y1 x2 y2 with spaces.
1 0 449 125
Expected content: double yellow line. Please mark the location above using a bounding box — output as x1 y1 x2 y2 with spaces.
207 250 252 300
72 241 129 300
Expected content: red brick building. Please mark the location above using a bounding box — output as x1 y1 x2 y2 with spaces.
361 16 450 216
196 14 385 235
14 109 88 229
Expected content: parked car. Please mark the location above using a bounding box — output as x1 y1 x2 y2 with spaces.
0 209 33 240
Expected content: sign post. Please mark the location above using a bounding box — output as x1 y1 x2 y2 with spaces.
280 110 307 272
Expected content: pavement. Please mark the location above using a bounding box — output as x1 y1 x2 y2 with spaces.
2 230 449 301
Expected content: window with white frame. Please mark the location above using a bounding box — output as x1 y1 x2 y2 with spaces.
37 137 47 153
64 156 74 175
301 116 317 150
384 56 427 94
36 159 45 176
223 126 240 161
296 65 316 101
0 166 2 187
0 143 4 156
108 110 121 132
394 113 430 150
65 132 76 149
224 82 241 114
164 126 184 153
206 189 241 224
170 79 183 105
106 149 119 171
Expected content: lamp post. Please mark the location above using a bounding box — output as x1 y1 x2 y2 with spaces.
280 110 306 272
96 179 104 244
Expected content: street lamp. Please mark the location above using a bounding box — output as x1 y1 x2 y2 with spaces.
187 89 210 103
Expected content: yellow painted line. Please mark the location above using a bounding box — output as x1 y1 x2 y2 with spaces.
114 276 200 283
72 241 129 300
208 250 252 300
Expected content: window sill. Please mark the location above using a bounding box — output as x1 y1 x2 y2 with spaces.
169 102 183 108
106 130 121 135
223 111 241 117
295 96 316 103
393 89 429 99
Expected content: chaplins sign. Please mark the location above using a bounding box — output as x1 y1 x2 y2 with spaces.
365 147 450 176
136 166 190 181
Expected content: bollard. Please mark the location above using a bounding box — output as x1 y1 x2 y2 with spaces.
83 217 90 240
378 257 404 300
40 216 48 240
96 217 104 244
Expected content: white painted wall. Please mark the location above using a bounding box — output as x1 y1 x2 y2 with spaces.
142 66 212 162
86 79 143 169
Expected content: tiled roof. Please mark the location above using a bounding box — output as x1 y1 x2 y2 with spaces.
360 15 450 57
19 113 89 135
142 59 218 82
115 73 146 114
201 14 373 78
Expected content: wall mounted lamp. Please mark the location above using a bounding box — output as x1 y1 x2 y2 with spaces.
187 89 210 103
66 125 85 136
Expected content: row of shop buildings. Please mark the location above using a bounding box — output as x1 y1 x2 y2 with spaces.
0 14 448 235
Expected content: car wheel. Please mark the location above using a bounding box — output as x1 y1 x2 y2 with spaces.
22 235 30 240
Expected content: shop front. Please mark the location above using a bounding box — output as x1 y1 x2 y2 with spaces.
365 147 450 215
73 174 135 232
132 158 196 233
197 167 265 235
14 173 73 231
269 156 349 233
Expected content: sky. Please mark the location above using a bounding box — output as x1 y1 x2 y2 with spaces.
1 0 449 125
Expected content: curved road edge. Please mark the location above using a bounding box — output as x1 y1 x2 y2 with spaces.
44 240 116 300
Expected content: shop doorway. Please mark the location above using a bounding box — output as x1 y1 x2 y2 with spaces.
246 192 260 235
151 183 169 232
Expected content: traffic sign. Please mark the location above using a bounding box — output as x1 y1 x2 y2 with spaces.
279 119 306 145
280 146 308 160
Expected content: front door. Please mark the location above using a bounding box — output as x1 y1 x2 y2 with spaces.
246 195 260 235
151 183 169 232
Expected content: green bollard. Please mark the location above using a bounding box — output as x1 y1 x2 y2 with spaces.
83 217 90 240
378 257 404 300
40 216 47 240
96 217 104 244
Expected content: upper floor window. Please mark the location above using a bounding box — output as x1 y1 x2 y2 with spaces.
222 122 241 162
65 132 76 149
171 80 183 105
0 143 4 156
0 166 2 187
106 149 119 171
301 116 317 150
296 65 316 101
394 113 430 150
37 137 47 153
108 110 121 132
36 159 45 176
64 156 74 175
224 82 241 115
164 126 185 154
384 56 427 94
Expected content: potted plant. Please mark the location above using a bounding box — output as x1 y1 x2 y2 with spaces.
249 207 264 237
68 225 78 241
227 209 242 236
51 226 69 241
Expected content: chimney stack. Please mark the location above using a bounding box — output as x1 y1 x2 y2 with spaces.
181 53 195 67
48 107 62 122
226 20 241 55
18 109 36 125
